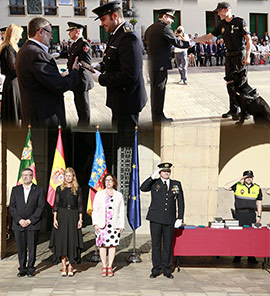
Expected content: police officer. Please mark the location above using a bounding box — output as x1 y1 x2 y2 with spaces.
66 22 94 126
91 1 147 145
224 170 262 263
194 2 252 120
140 163 185 279
144 9 189 122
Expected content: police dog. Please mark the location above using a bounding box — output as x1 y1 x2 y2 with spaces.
224 69 270 125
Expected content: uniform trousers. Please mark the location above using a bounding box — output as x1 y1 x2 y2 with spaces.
14 229 39 272
175 51 188 82
73 90 90 126
150 221 174 276
225 51 246 114
149 70 168 121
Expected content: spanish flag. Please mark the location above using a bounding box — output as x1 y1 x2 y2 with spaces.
47 128 66 207
87 129 107 215
17 126 37 185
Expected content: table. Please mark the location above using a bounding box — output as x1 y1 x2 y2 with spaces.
173 227 270 270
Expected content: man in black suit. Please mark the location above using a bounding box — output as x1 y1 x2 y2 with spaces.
91 1 147 144
144 9 189 122
16 17 80 128
9 168 45 277
140 163 185 279
206 40 217 66
66 22 94 126
196 42 207 66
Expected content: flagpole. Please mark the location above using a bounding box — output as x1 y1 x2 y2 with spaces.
127 230 142 263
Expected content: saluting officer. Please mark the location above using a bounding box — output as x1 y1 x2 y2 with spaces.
66 22 94 126
91 1 147 145
194 2 252 120
140 163 185 279
224 170 262 263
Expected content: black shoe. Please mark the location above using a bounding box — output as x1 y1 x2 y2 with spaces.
248 257 258 264
161 116 173 122
17 271 27 277
150 273 157 278
164 273 174 279
222 110 234 118
27 271 35 277
233 256 241 263
231 114 240 121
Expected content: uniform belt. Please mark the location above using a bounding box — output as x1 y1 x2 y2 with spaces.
60 205 76 210
236 209 255 213
226 50 243 57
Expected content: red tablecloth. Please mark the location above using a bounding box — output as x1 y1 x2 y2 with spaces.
173 227 270 257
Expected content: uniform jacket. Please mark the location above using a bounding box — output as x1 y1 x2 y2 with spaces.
67 37 94 92
92 189 125 229
9 184 45 231
16 40 80 127
144 20 189 71
99 22 147 114
140 177 184 225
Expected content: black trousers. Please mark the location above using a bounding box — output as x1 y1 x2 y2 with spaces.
73 90 90 126
149 70 168 121
235 211 256 226
225 52 246 114
14 229 39 273
150 221 174 276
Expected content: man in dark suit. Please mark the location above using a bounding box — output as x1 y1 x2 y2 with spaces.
140 162 185 279
144 9 189 122
66 22 94 126
196 42 207 66
206 40 217 66
16 17 80 128
9 168 45 277
91 1 147 144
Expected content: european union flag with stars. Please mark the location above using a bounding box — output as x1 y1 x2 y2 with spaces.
127 129 141 231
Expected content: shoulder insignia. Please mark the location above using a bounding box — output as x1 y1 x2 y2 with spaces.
83 46 89 52
123 24 133 33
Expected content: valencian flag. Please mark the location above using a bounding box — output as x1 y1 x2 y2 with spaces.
17 127 37 185
127 128 141 231
87 129 107 215
47 128 66 207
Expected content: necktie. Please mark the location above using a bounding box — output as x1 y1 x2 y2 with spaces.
164 181 168 191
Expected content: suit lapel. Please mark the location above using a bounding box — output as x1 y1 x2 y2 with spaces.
26 184 36 205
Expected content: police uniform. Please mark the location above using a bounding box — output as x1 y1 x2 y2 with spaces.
144 9 189 122
67 22 94 126
140 163 185 277
92 2 147 143
211 12 250 116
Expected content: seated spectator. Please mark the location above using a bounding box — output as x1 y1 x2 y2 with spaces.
251 32 258 43
206 40 216 66
216 38 226 66
196 42 207 67
251 40 260 65
263 32 269 44
187 33 196 66
259 41 269 64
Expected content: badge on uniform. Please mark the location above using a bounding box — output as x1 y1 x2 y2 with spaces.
231 25 235 34
83 46 89 52
240 189 244 194
221 27 225 34
172 185 179 197
155 184 160 192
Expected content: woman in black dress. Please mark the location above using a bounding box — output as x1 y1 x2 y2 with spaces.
0 24 23 125
49 167 83 277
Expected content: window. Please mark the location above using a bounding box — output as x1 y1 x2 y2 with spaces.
206 11 220 35
74 0 86 16
250 13 268 39
44 0 57 15
9 0 25 15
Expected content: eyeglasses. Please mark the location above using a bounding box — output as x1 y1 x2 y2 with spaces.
43 27 52 35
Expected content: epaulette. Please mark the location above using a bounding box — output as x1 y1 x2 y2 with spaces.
123 24 133 33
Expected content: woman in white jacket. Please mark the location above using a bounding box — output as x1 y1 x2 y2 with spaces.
92 173 124 277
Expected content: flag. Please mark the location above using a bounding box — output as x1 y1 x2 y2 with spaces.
47 128 66 207
17 127 37 185
87 130 107 215
127 129 141 231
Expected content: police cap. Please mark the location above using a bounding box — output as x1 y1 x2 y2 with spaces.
66 22 85 31
157 8 175 19
158 162 173 172
92 1 121 21
213 2 231 12
0 27 7 33
243 170 254 178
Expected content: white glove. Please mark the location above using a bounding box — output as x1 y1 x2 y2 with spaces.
60 69 69 77
92 62 101 71
174 219 182 228
151 168 161 179
51 52 60 59
90 69 101 83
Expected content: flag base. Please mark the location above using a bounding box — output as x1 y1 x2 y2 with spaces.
127 252 142 263
90 250 101 262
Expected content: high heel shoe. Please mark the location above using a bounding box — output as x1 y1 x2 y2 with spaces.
68 266 74 277
107 267 114 277
61 266 67 277
101 267 107 277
